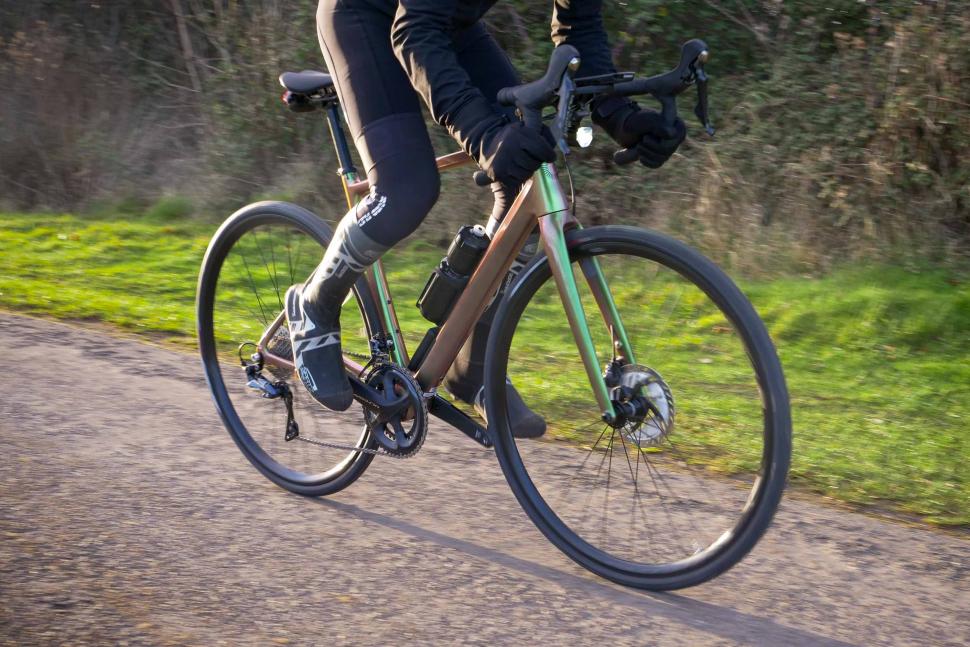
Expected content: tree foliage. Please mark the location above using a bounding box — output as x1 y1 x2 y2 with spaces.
1 1 967 270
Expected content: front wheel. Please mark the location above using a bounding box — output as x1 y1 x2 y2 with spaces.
486 225 791 590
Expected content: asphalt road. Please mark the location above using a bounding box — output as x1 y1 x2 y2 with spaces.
1 312 967 646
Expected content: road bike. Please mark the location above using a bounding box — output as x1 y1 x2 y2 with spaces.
196 41 792 591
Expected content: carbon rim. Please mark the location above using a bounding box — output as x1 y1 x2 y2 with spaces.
197 204 379 494
487 226 791 589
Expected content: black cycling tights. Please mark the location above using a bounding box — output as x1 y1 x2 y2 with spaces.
316 0 519 247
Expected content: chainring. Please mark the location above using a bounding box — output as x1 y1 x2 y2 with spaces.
617 364 675 448
362 364 428 459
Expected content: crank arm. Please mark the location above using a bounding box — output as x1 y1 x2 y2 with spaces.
428 395 492 448
367 395 412 428
348 374 388 414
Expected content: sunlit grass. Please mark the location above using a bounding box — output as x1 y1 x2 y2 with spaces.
1 212 967 525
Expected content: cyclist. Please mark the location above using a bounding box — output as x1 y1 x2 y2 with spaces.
286 0 686 437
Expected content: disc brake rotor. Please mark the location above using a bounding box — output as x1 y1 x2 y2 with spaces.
616 364 675 448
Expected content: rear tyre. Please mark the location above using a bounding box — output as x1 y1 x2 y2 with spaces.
197 201 382 497
486 226 791 590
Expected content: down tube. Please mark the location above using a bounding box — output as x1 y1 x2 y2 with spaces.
538 213 618 423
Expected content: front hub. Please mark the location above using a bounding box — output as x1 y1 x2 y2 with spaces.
608 364 675 447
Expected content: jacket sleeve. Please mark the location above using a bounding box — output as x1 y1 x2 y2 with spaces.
550 0 616 77
391 0 501 158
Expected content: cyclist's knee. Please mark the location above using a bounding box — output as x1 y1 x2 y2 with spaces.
357 163 439 246
354 113 439 246
395 163 441 229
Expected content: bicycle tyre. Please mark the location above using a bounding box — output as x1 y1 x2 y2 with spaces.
197 201 382 497
485 225 791 590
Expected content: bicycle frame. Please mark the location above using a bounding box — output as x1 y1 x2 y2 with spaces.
257 104 636 426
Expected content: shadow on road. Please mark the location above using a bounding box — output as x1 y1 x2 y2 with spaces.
313 498 855 647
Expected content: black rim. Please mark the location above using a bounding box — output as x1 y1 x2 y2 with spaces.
197 205 381 492
487 225 791 587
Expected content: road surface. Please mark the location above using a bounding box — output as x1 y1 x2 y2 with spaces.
0 313 967 645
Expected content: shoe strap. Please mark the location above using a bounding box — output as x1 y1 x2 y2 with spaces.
293 330 341 353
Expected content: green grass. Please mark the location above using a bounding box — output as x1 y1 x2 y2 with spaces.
1 212 968 526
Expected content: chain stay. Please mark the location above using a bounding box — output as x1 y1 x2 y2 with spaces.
243 335 425 459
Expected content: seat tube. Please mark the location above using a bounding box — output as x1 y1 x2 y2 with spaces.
371 262 408 366
326 105 408 366
536 164 618 423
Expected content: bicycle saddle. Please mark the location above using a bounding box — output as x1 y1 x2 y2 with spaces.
279 71 334 94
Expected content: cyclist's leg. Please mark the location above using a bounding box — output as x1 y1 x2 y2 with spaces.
315 0 439 246
292 0 440 410
444 22 546 437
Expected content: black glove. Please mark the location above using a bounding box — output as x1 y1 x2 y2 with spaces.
478 120 557 186
593 96 686 169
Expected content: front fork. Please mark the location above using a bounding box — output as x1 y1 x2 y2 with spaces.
578 255 637 366
536 164 635 425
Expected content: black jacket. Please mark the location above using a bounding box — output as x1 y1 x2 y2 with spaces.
391 1 614 158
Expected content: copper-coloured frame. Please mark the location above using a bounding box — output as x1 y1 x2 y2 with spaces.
258 151 630 422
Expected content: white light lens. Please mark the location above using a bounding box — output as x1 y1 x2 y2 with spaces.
576 126 593 149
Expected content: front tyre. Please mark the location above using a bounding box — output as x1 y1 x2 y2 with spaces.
486 226 791 590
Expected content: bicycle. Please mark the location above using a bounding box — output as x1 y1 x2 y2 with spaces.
196 40 792 591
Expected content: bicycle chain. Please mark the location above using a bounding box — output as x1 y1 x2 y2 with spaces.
293 393 429 460
295 431 424 459
294 434 382 456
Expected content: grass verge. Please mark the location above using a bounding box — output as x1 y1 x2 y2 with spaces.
1 212 967 526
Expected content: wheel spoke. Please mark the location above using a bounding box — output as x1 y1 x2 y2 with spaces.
226 250 272 332
619 430 691 559
251 227 284 311
236 241 271 326
551 424 611 509
203 211 380 497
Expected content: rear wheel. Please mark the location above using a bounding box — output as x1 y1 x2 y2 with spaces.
486 226 791 590
197 201 381 497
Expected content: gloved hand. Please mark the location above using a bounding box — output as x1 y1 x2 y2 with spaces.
478 120 557 186
593 96 686 169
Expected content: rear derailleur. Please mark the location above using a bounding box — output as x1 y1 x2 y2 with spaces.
239 343 299 442
238 337 428 459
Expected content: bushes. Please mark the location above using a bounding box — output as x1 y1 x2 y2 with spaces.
1 1 967 271
575 1 969 271
145 196 195 221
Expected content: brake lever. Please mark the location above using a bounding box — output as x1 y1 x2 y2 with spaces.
614 41 715 166
553 74 577 156
693 56 715 137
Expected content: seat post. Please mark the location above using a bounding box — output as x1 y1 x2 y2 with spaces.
325 105 357 185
